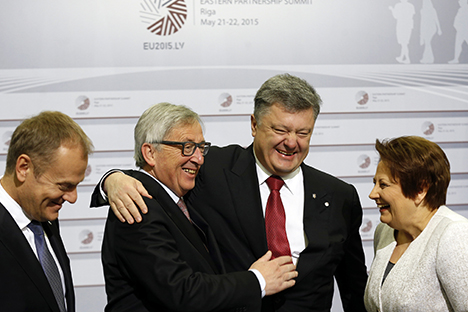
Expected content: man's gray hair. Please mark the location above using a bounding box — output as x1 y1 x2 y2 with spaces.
253 73 322 124
134 102 203 168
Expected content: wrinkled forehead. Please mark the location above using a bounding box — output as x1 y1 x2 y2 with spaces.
165 120 204 140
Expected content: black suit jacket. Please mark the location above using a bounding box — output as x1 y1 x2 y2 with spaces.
0 203 75 312
186 145 368 312
100 170 261 312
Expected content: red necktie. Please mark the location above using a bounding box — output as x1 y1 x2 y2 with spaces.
265 176 291 259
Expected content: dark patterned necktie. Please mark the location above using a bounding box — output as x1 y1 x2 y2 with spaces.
28 221 66 312
177 198 191 221
265 176 291 259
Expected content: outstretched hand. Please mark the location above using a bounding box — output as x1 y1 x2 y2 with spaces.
104 172 151 224
249 251 298 296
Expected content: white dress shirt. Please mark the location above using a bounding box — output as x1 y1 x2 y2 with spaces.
254 154 306 265
0 180 67 302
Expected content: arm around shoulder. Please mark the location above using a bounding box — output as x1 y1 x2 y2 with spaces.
90 169 151 223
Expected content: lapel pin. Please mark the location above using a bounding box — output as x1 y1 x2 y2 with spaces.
324 202 329 207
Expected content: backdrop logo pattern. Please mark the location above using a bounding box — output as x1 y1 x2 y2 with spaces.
140 0 187 36
357 154 371 169
355 91 369 105
219 93 233 108
422 121 435 135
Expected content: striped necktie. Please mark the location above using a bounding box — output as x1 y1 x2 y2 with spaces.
28 221 66 312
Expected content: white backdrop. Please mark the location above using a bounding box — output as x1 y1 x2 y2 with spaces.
1 0 467 311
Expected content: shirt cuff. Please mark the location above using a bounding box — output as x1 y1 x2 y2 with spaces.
98 169 123 202
249 268 266 298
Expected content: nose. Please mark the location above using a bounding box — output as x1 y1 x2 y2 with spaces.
369 184 379 200
283 132 298 149
191 146 204 165
63 188 78 204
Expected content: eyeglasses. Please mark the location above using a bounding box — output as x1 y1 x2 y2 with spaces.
151 141 211 156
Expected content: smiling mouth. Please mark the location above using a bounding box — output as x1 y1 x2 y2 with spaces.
277 149 296 156
183 168 197 174
378 204 390 209
51 201 63 209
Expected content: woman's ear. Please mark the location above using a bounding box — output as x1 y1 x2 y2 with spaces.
414 183 429 207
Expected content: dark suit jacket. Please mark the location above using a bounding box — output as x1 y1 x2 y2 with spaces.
100 170 261 312
186 145 368 312
0 203 75 312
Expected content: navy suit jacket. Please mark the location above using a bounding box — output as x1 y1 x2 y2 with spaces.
186 144 368 312
0 203 75 312
99 170 261 312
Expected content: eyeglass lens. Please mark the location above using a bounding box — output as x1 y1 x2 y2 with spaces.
184 142 208 156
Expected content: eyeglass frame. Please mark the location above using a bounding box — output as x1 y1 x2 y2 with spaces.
150 140 211 156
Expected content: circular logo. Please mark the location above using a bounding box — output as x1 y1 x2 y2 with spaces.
219 93 233 108
141 0 187 36
357 154 371 169
79 230 94 245
360 218 373 233
85 164 92 177
421 121 434 135
355 91 369 105
76 96 90 111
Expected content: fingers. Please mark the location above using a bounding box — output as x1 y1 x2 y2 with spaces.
277 279 296 292
257 250 272 262
106 173 150 223
279 262 296 274
287 271 299 280
121 193 143 223
136 183 152 199
251 252 298 296
133 183 151 215
272 255 294 265
110 198 136 224
109 202 127 223
263 265 298 296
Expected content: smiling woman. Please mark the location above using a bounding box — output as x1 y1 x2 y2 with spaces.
364 136 468 312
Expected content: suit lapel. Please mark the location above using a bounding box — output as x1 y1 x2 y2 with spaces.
225 145 268 258
43 220 75 312
189 208 226 274
133 172 219 273
296 165 331 281
222 149 334 281
0 204 60 312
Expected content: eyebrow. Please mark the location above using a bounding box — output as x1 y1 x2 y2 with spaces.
58 182 78 188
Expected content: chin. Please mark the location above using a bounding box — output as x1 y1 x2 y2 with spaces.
47 214 60 221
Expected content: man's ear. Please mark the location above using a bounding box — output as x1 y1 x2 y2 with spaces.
16 154 32 183
250 114 258 138
141 143 157 167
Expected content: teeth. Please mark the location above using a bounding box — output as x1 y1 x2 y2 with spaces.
183 169 196 174
378 204 390 209
278 150 294 156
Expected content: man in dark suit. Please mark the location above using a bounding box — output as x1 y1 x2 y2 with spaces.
94 74 368 311
97 102 297 312
0 111 93 312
